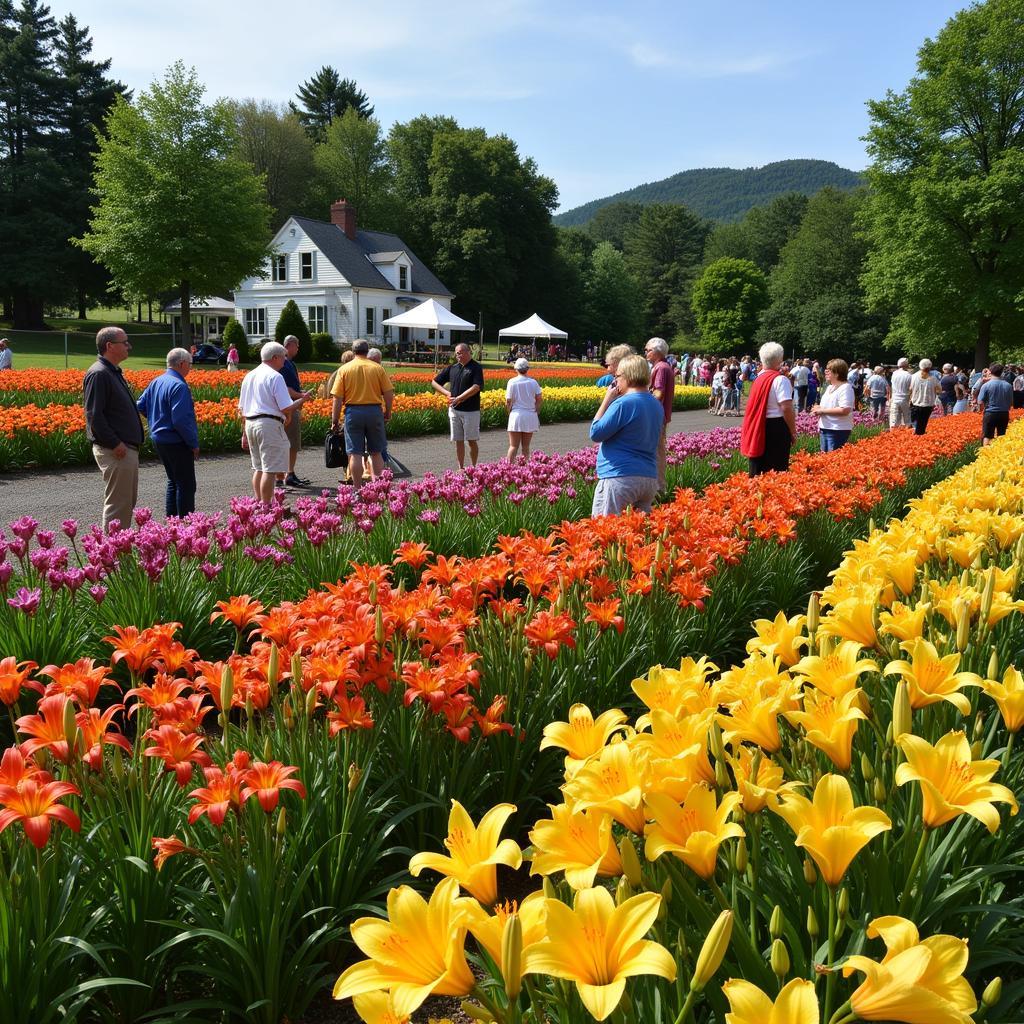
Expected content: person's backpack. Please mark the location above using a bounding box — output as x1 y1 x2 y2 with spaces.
324 430 346 469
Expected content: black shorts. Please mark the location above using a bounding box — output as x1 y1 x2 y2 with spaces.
982 410 1010 439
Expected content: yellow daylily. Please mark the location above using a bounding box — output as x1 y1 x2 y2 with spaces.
333 877 475 1015
352 992 409 1024
792 640 878 698
522 887 676 1021
895 731 1019 832
982 665 1024 732
771 775 891 887
883 638 982 715
528 802 622 889
644 785 744 879
539 703 628 777
563 740 647 833
409 801 522 905
818 585 880 648
717 653 798 708
632 657 718 727
878 601 931 643
929 578 980 628
945 532 987 569
842 915 976 1024
745 610 807 666
785 688 867 772
462 891 548 983
718 684 789 753
632 707 716 798
726 746 803 813
984 589 1024 628
722 978 819 1024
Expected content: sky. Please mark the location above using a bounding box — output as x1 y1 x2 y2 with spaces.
65 0 968 212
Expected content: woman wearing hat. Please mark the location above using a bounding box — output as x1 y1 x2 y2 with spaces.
505 357 543 460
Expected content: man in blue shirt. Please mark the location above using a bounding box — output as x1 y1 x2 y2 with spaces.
136 348 199 517
279 335 310 487
977 362 1014 445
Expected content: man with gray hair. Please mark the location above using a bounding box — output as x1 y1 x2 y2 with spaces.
136 348 200 517
0 337 12 371
278 335 309 488
84 326 145 530
889 356 913 428
239 341 310 503
644 337 674 491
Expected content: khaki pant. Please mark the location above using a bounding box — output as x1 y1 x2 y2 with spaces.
657 423 667 492
92 444 139 531
889 398 911 428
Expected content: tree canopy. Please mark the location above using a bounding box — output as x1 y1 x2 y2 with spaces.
291 66 372 143
691 257 768 352
79 61 271 346
861 0 1024 366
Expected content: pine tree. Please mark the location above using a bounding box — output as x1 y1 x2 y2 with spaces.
290 65 372 143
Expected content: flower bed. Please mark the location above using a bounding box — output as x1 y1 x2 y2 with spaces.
0 414 989 1022
0 383 712 470
337 418 1024 1024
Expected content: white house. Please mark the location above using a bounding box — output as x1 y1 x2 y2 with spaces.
232 199 455 349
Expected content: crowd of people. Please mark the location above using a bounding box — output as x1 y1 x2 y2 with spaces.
72 324 1023 529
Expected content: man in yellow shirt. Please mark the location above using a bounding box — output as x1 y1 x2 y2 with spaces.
330 339 394 486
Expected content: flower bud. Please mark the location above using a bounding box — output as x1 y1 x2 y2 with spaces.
973 711 986 740
734 836 748 875
220 664 234 716
283 701 295 732
982 977 1002 1009
267 642 279 692
803 858 817 885
690 910 733 992
347 762 363 793
276 807 287 838
675 926 688 962
615 875 632 905
709 722 726 762
368 580 377 605
806 906 819 940
245 695 255 722
542 876 558 901
715 759 730 790
263 736 272 761
290 652 303 692
770 905 784 940
374 605 384 646
892 681 912 742
619 836 643 888
837 888 849 920
807 592 820 634
955 602 971 652
657 878 672 922
860 753 875 782
980 571 996 625
873 777 887 803
62 698 80 755
770 938 790 979
461 1000 496 1022
988 646 999 682
501 912 523 999
971 739 983 760
304 684 317 717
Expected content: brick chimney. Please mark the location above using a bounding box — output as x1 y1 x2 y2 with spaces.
330 198 357 240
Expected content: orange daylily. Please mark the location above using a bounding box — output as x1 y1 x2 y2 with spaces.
0 774 80 847
241 760 307 813
0 657 41 705
524 610 577 659
144 724 213 786
210 594 264 630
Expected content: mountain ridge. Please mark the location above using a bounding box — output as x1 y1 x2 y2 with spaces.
555 159 864 226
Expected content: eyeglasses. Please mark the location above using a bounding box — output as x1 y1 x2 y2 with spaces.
614 373 626 380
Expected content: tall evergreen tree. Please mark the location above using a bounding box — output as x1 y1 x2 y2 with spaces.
291 66 372 143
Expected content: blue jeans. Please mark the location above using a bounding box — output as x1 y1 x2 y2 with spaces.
154 442 196 517
819 429 851 452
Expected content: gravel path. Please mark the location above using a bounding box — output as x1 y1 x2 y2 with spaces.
0 409 732 534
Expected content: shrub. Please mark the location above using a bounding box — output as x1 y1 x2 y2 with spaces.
248 340 267 362
275 300 313 362
311 332 336 361
222 317 247 357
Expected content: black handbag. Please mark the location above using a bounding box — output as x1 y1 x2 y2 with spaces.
324 429 346 469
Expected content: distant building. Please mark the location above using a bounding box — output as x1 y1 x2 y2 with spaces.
163 296 234 343
232 199 454 348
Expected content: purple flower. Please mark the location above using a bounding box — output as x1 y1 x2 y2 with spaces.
62 520 79 540
7 587 41 615
8 516 38 541
200 561 222 580
89 584 108 604
0 562 11 589
134 508 153 527
64 568 86 593
418 510 440 524
36 530 55 550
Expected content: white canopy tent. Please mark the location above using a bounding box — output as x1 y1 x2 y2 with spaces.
497 313 568 359
382 300 476 366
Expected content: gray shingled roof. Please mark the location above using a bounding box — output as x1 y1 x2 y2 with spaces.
290 217 452 297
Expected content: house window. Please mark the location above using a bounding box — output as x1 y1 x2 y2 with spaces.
307 306 326 333
382 308 391 338
243 308 266 337
399 265 408 290
365 307 375 337
271 255 287 281
428 329 435 340
300 252 314 280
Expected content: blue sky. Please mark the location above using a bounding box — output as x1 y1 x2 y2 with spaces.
68 0 967 211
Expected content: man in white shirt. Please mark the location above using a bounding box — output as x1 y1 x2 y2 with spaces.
0 338 12 371
238 341 310 504
791 359 810 411
888 357 913 428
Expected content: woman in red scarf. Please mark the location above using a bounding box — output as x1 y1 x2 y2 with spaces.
740 342 797 476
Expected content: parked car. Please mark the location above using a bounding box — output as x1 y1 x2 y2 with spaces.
192 343 226 365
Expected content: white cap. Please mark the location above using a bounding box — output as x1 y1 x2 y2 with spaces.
514 357 530 371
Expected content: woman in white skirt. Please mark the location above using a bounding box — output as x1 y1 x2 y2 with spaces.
505 357 543 460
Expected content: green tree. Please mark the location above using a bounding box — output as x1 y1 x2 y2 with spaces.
312 107 396 230
691 257 768 351
587 200 644 250
542 227 594 344
291 66 372 143
623 202 709 338
228 99 314 229
79 62 271 347
704 192 808 272
222 315 246 355
585 241 642 344
861 0 1024 367
275 298 312 362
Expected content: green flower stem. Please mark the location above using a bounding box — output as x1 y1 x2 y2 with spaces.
824 887 838 1024
672 986 698 1024
898 827 930 915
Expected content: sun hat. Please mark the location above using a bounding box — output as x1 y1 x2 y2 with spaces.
514 357 530 372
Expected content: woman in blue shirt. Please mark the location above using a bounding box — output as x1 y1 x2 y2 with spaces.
589 354 664 516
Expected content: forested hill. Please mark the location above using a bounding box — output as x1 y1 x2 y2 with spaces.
555 159 863 225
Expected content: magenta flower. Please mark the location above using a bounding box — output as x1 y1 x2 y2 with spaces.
7 587 41 615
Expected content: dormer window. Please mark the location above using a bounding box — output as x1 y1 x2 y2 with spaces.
399 265 408 290
271 255 287 281
300 252 314 280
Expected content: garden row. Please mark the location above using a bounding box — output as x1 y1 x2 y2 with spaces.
0 413 991 1023
0 384 711 471
360 417 1024 1024
0 365 607 406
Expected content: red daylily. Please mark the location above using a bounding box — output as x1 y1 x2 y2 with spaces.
327 695 374 735
0 775 80 848
152 835 190 870
16 694 72 762
584 598 625 634
210 594 264 630
37 658 115 707
241 760 306 812
144 724 213 786
524 610 577 659
76 705 132 771
0 657 41 706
